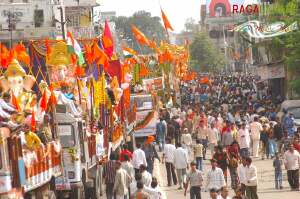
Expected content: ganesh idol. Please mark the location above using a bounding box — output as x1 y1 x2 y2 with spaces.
0 59 36 118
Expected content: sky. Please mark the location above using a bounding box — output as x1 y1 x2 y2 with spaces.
100 0 206 33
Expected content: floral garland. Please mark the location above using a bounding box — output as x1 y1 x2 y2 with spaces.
134 111 155 131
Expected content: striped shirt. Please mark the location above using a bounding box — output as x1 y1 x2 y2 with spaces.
103 160 117 184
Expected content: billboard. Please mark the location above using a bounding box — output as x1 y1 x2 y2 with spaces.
206 0 261 17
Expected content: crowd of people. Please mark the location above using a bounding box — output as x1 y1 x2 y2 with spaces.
102 74 300 199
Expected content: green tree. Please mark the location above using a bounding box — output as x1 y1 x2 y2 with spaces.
266 0 300 96
113 11 166 54
184 18 199 33
189 32 226 72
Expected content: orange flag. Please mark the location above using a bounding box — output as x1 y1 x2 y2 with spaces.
161 9 174 31
93 42 109 70
11 93 21 111
40 90 48 111
132 25 150 46
139 63 149 77
13 43 30 66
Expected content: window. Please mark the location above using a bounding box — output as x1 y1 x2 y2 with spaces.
34 10 44 27
58 124 75 148
67 15 80 27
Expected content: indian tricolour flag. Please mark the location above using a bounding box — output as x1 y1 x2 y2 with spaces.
67 31 85 65
122 46 137 58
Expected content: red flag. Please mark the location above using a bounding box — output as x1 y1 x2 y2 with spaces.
102 20 114 58
161 9 174 31
132 25 150 46
40 90 48 111
11 92 21 111
31 110 36 132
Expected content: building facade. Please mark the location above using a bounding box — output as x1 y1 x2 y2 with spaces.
0 0 100 47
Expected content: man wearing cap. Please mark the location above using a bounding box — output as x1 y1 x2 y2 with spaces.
143 136 160 174
184 161 203 199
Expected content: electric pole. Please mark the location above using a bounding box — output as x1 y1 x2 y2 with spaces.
57 6 66 40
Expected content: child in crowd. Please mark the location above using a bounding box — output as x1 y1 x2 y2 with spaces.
193 139 204 171
273 152 283 189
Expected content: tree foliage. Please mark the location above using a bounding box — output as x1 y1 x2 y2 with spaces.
189 32 226 72
266 0 300 95
112 10 166 54
184 18 199 33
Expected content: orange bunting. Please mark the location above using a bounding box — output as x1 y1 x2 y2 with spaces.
139 63 149 77
74 66 85 77
0 43 9 68
132 25 150 46
31 110 36 132
123 87 130 109
161 9 174 31
40 90 48 111
84 44 93 64
49 85 57 106
11 92 21 111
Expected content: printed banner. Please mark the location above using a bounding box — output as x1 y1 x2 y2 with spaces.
234 20 298 38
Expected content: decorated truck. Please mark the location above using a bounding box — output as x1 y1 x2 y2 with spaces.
131 93 158 143
0 127 62 199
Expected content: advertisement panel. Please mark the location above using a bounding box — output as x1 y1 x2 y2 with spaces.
206 0 261 17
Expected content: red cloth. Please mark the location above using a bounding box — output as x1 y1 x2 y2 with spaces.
119 149 133 162
294 143 300 153
228 145 239 158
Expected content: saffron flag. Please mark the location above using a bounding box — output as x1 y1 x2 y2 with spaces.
102 20 114 58
14 42 30 66
66 31 85 65
161 9 174 31
132 25 150 46
139 63 149 77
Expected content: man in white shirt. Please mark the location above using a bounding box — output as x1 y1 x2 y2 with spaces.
206 159 226 191
113 161 131 199
283 143 300 191
237 157 247 196
208 123 219 158
174 143 189 189
140 164 152 187
162 137 177 186
132 143 147 174
244 157 258 199
249 117 262 158
219 186 231 199
237 122 251 158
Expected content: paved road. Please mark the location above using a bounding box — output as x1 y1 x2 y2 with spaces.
153 156 300 199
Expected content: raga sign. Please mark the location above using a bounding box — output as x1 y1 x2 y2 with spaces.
232 4 259 14
206 0 261 17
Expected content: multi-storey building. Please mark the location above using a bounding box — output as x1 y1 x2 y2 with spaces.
0 0 100 47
